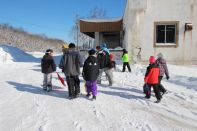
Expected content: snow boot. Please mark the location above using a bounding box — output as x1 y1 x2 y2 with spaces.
47 85 52 92
145 95 150 99
161 91 168 96
92 96 96 100
155 99 161 103
86 93 91 98
43 87 47 91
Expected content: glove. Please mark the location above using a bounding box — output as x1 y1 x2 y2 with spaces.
166 76 169 80
61 67 64 72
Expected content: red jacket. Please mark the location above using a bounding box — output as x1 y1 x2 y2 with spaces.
144 63 159 84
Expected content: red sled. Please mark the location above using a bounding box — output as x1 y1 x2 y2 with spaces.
57 72 65 86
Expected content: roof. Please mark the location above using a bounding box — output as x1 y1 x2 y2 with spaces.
80 17 123 38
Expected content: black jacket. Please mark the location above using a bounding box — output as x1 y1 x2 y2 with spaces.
97 50 111 69
41 54 56 73
82 55 99 81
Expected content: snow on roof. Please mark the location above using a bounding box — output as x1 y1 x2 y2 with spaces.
80 17 123 23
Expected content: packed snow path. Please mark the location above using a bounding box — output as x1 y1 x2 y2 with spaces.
0 52 197 131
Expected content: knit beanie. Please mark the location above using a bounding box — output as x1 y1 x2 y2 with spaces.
149 56 155 63
88 49 96 55
157 53 163 58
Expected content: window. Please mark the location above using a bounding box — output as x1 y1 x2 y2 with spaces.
154 21 179 47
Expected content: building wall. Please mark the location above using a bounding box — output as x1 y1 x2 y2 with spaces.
124 0 197 64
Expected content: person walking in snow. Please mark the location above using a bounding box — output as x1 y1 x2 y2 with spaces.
41 49 56 92
82 49 99 100
59 43 83 99
122 49 131 72
96 45 113 86
144 56 162 103
155 53 170 95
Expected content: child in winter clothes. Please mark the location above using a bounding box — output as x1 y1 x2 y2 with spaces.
82 49 99 100
41 49 56 92
155 53 169 95
144 56 162 103
122 49 131 72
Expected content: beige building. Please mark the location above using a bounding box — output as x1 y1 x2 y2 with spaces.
80 18 123 48
123 0 197 64
80 0 197 64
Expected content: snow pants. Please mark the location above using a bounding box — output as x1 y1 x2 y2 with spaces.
43 73 52 88
146 84 162 100
66 75 80 97
97 68 113 85
122 62 131 72
158 76 167 93
86 81 97 96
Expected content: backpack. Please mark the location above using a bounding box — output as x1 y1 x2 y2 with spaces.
97 50 111 68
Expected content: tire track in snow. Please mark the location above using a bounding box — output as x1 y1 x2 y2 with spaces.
15 95 51 131
148 93 197 130
15 95 50 131
120 111 152 131
165 92 197 118
91 104 109 130
33 96 50 131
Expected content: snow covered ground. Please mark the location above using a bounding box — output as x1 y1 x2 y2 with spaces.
0 45 197 131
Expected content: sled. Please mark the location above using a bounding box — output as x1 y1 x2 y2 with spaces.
57 72 65 86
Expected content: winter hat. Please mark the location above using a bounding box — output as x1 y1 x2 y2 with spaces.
45 49 53 54
68 43 76 48
102 43 107 48
149 56 155 63
122 49 126 52
88 49 96 55
96 46 101 50
157 53 163 58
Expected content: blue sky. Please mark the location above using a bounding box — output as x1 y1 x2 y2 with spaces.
0 0 126 42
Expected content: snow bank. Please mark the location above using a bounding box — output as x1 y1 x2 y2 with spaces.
0 45 39 63
0 45 14 63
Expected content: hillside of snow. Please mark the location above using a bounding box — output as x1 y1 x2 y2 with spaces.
0 45 197 131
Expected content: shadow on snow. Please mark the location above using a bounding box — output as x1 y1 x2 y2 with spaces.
167 75 197 91
99 85 145 100
7 81 69 99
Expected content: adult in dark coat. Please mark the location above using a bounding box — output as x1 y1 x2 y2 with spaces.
82 49 99 100
155 53 169 95
59 43 83 99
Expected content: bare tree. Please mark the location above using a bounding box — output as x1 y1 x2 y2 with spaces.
88 6 107 18
0 24 64 52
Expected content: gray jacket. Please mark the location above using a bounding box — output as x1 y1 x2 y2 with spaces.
59 49 83 76
155 57 169 77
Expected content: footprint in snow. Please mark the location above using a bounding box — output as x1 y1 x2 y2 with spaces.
92 105 105 119
73 121 82 131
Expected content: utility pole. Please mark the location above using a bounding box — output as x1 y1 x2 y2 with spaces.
76 21 79 50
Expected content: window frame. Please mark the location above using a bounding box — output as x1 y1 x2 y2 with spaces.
154 21 179 48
